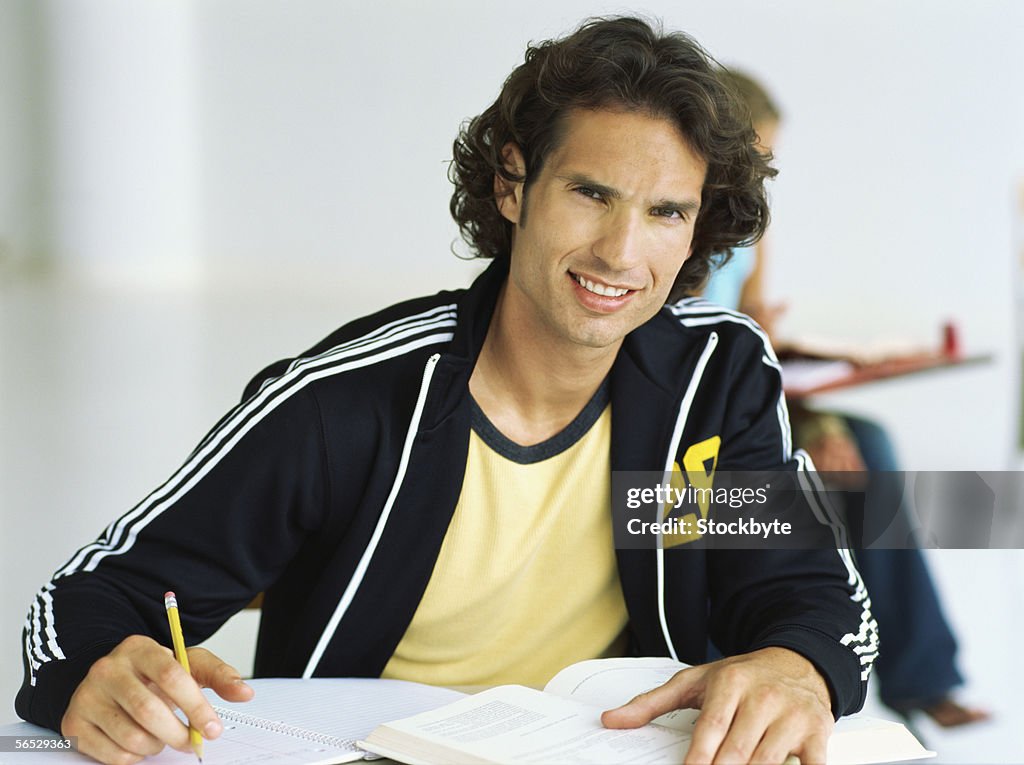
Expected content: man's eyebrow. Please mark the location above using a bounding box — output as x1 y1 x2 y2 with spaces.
652 197 701 214
557 173 622 200
557 172 700 212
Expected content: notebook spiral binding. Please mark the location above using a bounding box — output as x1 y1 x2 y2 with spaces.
212 705 358 751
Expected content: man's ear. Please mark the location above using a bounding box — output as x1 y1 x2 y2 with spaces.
494 142 526 225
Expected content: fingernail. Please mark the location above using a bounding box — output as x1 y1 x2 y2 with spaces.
204 720 222 738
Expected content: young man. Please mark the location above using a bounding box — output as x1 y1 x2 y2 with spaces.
18 17 875 765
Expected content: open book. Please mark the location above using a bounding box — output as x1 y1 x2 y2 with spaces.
358 657 935 765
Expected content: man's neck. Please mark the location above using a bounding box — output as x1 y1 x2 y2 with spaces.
469 287 619 447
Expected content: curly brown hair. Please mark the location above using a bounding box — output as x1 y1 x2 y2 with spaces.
449 16 777 301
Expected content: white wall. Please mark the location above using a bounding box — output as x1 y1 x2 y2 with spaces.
42 0 201 288
0 0 45 271
193 0 1024 469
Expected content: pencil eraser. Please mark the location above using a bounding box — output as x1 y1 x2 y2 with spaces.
165 591 175 599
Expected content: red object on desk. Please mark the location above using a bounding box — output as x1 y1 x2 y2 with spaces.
782 351 990 398
942 321 961 359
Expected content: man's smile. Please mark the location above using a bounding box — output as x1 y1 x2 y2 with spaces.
567 270 639 313
568 270 638 297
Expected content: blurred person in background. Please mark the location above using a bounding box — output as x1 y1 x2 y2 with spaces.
702 68 989 730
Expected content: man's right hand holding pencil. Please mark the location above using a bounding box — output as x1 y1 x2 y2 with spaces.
60 636 253 764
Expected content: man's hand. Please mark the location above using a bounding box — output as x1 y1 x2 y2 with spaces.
61 635 254 765
805 430 868 491
602 647 834 765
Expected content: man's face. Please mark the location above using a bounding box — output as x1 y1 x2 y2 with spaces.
497 108 706 353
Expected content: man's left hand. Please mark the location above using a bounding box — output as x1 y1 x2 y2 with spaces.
601 647 833 765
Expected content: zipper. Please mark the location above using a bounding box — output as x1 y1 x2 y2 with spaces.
657 332 718 661
303 353 442 677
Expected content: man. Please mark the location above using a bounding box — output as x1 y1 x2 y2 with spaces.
18 17 875 765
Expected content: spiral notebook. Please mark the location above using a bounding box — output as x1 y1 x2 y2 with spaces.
0 679 464 764
189 678 466 764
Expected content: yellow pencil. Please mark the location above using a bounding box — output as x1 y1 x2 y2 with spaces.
164 591 204 763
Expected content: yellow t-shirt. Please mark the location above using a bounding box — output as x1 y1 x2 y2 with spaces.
382 385 627 687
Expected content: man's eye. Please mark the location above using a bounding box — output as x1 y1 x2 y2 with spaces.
653 207 684 220
574 186 603 201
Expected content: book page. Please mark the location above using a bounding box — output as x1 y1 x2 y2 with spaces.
360 685 691 764
210 677 465 745
152 720 359 764
543 656 700 732
827 716 935 765
543 658 934 765
196 678 465 764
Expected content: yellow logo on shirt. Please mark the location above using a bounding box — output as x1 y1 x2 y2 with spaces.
663 436 720 548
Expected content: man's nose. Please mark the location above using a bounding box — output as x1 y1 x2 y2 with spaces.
593 209 644 269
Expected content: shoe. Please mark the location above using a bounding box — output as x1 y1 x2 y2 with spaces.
892 696 991 728
919 697 990 728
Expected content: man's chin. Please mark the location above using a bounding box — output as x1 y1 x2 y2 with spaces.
567 306 660 349
564 323 630 352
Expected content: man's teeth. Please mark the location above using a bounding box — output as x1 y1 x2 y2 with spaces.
574 274 629 297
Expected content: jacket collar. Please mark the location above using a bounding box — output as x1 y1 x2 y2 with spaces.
448 256 508 366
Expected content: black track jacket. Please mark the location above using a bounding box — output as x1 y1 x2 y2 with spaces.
18 258 876 732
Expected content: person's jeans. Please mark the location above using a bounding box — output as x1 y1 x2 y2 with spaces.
843 414 963 708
